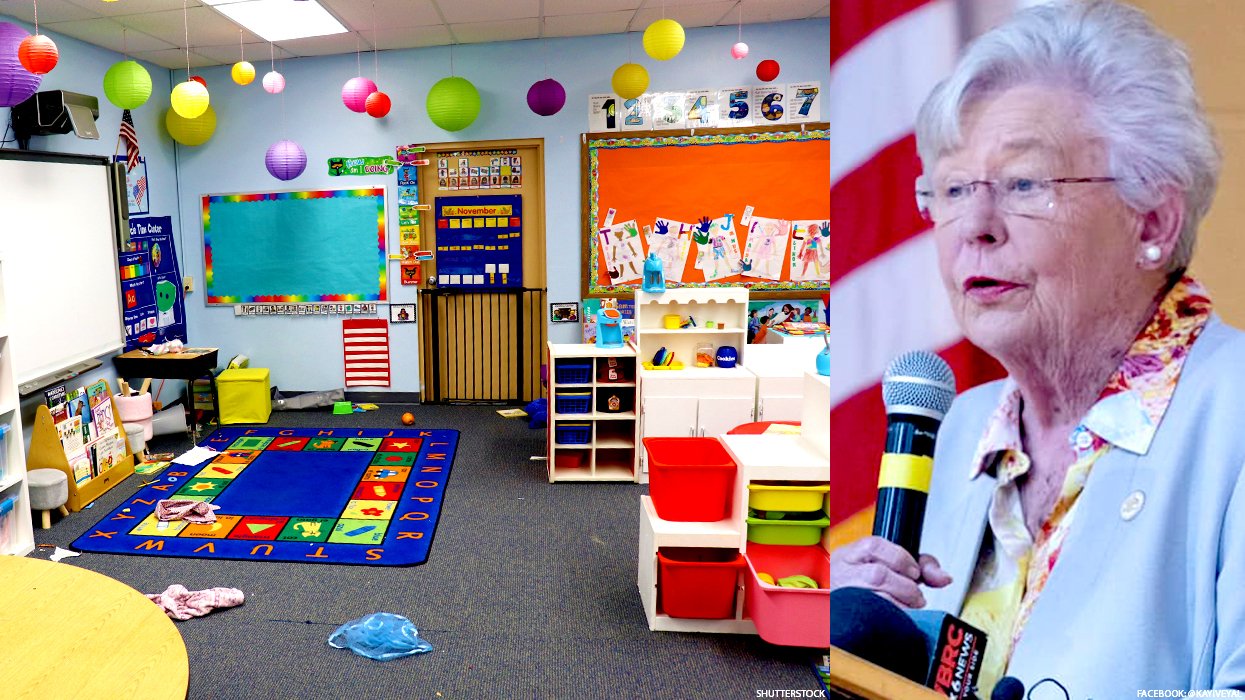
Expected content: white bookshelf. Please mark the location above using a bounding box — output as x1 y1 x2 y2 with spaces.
546 343 639 483
0 259 34 556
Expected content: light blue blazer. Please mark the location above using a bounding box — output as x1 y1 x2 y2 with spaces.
919 317 1245 696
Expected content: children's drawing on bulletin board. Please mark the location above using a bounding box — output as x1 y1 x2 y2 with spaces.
583 125 828 297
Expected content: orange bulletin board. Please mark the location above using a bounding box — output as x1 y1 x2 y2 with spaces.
582 123 829 298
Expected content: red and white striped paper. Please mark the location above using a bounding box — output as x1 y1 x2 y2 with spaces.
342 319 391 387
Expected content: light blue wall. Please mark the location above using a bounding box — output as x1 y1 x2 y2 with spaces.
174 18 828 394
0 19 184 427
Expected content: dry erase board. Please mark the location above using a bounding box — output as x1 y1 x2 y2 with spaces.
0 151 126 390
202 187 387 304
582 123 829 298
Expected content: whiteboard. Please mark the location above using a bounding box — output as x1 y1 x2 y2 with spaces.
0 153 125 391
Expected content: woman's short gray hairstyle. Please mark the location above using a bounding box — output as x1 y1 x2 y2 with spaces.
915 0 1220 272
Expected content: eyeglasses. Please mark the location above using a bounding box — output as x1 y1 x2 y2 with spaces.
915 176 1119 224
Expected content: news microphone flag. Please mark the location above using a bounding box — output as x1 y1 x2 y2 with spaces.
910 609 987 699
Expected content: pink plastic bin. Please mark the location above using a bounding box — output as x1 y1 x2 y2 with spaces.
744 543 830 647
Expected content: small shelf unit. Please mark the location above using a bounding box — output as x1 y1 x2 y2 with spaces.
546 343 639 483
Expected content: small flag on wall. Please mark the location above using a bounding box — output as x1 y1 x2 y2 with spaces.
342 318 391 387
119 109 141 171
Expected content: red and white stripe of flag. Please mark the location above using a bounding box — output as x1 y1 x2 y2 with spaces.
342 319 391 387
829 0 1006 533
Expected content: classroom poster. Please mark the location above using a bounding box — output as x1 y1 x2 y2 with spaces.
120 216 187 350
113 155 149 216
434 194 522 288
747 299 825 344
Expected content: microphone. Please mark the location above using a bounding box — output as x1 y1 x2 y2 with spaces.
873 350 956 559
910 610 988 699
830 587 930 683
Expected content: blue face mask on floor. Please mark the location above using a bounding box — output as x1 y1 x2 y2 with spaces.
328 612 434 661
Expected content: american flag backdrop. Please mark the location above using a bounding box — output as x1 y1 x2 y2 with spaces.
119 109 141 171
828 0 1008 543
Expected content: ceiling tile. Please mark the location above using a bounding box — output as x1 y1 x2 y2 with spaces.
370 24 452 51
631 2 737 29
436 0 538 25
42 17 175 53
806 2 829 19
0 1 100 24
133 47 217 70
69 0 194 17
451 17 539 44
194 41 294 65
120 6 265 47
319 0 441 31
544 10 632 37
543 0 642 15
279 31 377 58
740 0 826 24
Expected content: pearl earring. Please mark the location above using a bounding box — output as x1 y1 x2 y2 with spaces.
1143 245 1162 263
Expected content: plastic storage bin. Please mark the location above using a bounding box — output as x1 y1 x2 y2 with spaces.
748 483 830 512
555 391 592 415
0 423 8 482
658 547 743 619
746 511 831 545
744 543 830 647
644 437 737 522
216 367 272 425
554 361 592 385
554 423 591 445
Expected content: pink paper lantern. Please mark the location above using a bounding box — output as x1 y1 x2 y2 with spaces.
731 42 749 60
526 78 565 117
342 76 377 113
265 139 306 181
365 91 391 118
0 22 41 107
263 70 285 94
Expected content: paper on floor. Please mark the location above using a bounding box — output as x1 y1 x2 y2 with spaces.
172 446 220 466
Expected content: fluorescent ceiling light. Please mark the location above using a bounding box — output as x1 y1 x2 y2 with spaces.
209 0 348 42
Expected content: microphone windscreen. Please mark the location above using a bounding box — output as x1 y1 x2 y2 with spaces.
991 676 1025 700
830 587 929 683
882 350 956 420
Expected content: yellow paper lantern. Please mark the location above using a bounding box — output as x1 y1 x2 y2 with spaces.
611 63 649 100
171 80 209 119
165 105 216 146
231 60 255 86
643 19 685 61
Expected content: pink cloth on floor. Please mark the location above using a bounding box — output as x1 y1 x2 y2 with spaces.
155 499 221 523
146 584 245 620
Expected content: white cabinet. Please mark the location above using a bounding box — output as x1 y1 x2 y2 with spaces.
744 343 821 424
696 396 756 438
0 258 33 556
756 395 804 423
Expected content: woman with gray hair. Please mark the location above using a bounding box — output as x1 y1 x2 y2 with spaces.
831 1 1245 695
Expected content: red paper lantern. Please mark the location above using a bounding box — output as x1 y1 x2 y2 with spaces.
756 59 780 82
18 34 58 75
365 91 391 118
190 75 207 87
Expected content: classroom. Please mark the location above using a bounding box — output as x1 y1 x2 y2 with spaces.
0 1 829 697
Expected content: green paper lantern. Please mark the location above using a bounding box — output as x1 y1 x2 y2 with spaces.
425 76 480 132
643 19 685 61
611 63 649 100
103 60 152 109
165 105 216 146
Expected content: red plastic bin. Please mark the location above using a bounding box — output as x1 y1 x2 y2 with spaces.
658 547 743 619
644 437 737 522
744 543 830 647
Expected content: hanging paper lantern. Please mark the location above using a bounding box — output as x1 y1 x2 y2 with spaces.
756 59 780 82
425 76 480 132
731 42 749 60
342 76 377 113
0 22 41 107
170 80 209 119
165 105 217 147
611 63 648 100
18 34 58 75
262 70 285 94
102 59 151 109
231 60 255 85
189 75 207 88
526 78 565 117
642 19 685 61
265 139 307 181
365 91 391 118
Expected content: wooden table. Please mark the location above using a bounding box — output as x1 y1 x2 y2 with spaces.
112 347 220 438
0 557 189 699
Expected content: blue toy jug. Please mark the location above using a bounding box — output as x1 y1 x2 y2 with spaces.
641 253 665 293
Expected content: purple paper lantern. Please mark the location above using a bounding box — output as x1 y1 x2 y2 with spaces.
342 76 377 113
526 78 565 117
265 139 307 181
0 22 42 107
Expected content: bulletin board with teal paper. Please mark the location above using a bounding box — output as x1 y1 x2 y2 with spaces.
202 188 387 304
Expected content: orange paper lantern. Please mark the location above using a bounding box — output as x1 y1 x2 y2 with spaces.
18 34 58 75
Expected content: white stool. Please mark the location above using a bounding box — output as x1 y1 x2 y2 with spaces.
123 422 146 462
27 469 69 529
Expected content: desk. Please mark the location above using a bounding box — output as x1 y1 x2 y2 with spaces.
112 348 219 438
0 557 189 698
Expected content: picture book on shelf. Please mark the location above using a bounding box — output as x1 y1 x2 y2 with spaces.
50 403 68 424
57 416 85 457
68 449 91 484
44 385 66 408
86 379 109 408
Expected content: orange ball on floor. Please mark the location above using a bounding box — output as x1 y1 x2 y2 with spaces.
401 412 415 425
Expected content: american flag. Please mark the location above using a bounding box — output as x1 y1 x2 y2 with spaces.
828 0 1008 544
132 174 147 207
119 109 141 172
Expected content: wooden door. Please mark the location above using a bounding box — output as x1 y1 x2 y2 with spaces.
416 139 547 403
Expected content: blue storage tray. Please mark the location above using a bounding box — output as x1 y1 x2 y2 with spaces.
555 362 592 385
555 392 592 414
555 423 592 444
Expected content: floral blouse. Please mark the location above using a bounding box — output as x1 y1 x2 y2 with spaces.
958 276 1213 696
